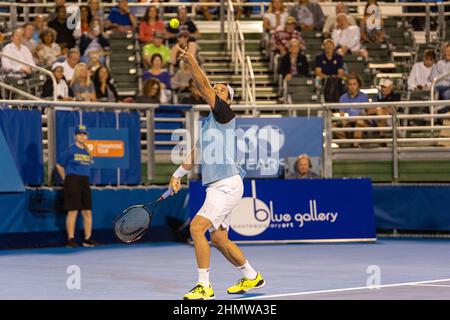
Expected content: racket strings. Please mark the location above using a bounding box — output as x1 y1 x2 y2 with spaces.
114 206 152 242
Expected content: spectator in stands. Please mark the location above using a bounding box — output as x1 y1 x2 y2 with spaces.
170 30 199 68
107 0 138 32
360 0 385 44
22 23 38 55
376 78 400 102
42 64 74 100
36 29 62 68
88 0 105 23
171 60 192 94
201 0 243 21
143 31 170 68
143 53 171 90
314 38 345 80
335 73 369 144
92 66 119 102
286 154 319 179
180 79 206 105
289 0 325 31
79 20 109 64
70 62 97 101
371 78 399 134
48 5 76 49
87 53 103 74
32 15 46 43
56 124 97 248
166 6 200 44
48 0 66 21
263 0 289 32
408 49 436 91
279 38 309 80
139 6 165 44
429 42 450 101
332 13 368 59
322 2 356 38
79 5 93 35
1 28 36 79
135 78 162 103
271 16 305 56
53 48 80 82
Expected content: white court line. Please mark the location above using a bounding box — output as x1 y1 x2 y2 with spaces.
237 278 450 300
411 284 450 288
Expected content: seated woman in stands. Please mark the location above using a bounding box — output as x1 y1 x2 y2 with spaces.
143 53 171 90
92 66 119 102
36 28 62 68
70 62 97 102
360 0 385 44
42 64 74 100
139 6 165 44
135 78 162 104
278 38 309 80
263 0 289 32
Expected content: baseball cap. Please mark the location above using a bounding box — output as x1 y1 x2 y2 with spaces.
52 64 63 72
177 30 190 38
380 78 393 87
75 124 88 135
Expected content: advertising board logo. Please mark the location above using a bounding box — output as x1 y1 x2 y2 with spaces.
230 180 339 236
85 140 125 158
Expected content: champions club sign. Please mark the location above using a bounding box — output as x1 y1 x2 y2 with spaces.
189 179 376 243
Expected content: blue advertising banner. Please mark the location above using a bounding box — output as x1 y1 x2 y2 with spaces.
0 109 44 186
234 117 323 178
56 110 141 185
189 179 376 243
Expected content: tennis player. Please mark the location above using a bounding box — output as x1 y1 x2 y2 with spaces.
170 45 265 300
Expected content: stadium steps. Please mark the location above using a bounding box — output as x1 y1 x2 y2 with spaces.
199 33 279 104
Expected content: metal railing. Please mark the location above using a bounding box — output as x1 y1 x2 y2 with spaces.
0 52 57 101
0 99 159 185
1 97 450 184
227 0 255 105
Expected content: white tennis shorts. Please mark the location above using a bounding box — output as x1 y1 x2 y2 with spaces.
196 174 244 232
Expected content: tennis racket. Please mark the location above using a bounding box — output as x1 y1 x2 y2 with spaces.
113 188 173 243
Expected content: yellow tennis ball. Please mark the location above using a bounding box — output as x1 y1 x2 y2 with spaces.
170 18 179 29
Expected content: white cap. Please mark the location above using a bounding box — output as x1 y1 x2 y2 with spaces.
380 78 393 87
226 84 234 101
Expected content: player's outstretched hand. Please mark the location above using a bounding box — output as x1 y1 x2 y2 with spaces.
176 45 194 64
169 176 182 194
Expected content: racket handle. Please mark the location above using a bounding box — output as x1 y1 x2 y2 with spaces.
160 187 173 200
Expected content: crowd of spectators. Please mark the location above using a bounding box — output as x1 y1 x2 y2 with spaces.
0 0 208 104
0 0 449 109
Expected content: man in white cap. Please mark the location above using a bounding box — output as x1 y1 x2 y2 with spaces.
171 45 265 300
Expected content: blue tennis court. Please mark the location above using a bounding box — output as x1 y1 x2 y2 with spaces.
1 239 449 300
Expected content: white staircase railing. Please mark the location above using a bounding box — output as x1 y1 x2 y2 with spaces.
227 0 256 105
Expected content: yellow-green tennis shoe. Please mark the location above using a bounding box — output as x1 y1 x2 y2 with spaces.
227 273 265 294
183 283 215 300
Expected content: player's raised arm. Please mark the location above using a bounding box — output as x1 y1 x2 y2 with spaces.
176 45 216 108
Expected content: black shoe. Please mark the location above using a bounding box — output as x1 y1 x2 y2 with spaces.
82 238 97 247
66 238 79 248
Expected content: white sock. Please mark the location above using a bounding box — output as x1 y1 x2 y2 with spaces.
237 260 258 280
198 268 210 286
